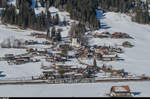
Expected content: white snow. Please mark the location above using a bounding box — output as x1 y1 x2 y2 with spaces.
114 86 128 92
89 11 150 77
0 82 149 97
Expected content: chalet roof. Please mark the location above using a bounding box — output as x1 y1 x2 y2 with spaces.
103 54 117 58
74 73 83 76
5 54 14 57
111 86 131 93
64 72 76 75
43 69 55 73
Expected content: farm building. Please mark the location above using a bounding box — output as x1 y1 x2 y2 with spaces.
122 41 133 48
93 33 99 38
59 44 70 50
95 48 109 55
4 54 15 60
71 38 81 48
42 41 51 45
101 54 119 61
110 86 132 97
24 40 38 45
99 32 111 38
13 58 30 65
111 32 130 39
35 34 46 38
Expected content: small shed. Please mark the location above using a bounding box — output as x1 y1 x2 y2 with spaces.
122 41 133 48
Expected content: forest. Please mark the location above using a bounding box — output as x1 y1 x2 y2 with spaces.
0 0 149 31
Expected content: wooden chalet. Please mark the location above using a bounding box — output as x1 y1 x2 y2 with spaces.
101 54 119 61
35 34 46 38
4 54 15 60
110 86 132 97
99 32 111 38
24 40 38 45
111 32 130 39
42 41 51 45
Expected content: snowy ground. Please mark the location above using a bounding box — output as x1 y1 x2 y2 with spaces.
89 11 150 77
0 81 149 97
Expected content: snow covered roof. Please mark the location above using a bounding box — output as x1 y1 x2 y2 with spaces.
64 72 76 75
112 86 131 93
103 54 117 58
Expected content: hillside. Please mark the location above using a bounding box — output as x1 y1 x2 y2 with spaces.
0 8 150 97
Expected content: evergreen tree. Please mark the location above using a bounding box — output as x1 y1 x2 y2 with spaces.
47 29 50 39
56 31 62 41
93 58 97 67
51 27 56 38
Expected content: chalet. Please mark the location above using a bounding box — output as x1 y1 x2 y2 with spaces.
71 38 81 48
42 70 55 79
93 33 99 38
26 48 37 53
42 41 51 45
57 65 72 71
5 54 15 60
122 41 133 48
74 73 83 79
101 54 118 61
46 56 55 62
86 65 100 73
95 48 109 55
30 58 40 62
63 72 76 78
111 32 130 39
71 66 79 72
99 32 111 38
21 55 31 59
79 53 88 59
111 47 124 53
110 86 132 97
59 44 70 50
102 64 113 72
35 34 46 38
24 40 38 45
37 49 48 56
84 47 90 53
14 58 29 65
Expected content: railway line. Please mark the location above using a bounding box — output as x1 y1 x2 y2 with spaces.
0 77 150 85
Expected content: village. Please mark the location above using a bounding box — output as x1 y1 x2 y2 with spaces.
0 27 147 78
0 4 149 96
0 28 148 97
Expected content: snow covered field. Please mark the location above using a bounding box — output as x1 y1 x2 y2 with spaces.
0 81 149 97
89 11 150 77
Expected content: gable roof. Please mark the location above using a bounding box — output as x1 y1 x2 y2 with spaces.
111 86 131 93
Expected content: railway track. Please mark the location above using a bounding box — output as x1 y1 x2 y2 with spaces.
96 78 150 82
0 80 48 85
0 78 150 85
